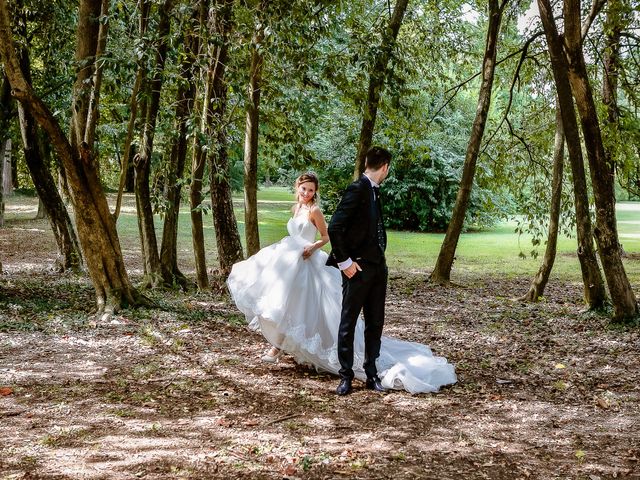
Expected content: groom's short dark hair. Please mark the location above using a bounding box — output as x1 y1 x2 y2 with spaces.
365 146 392 171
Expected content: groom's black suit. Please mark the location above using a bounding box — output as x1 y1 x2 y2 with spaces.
327 175 387 381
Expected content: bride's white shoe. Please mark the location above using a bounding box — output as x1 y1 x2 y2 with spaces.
261 348 282 363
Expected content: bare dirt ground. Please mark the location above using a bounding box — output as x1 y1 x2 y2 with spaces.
1 206 640 479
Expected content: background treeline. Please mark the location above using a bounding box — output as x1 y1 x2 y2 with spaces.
0 0 639 320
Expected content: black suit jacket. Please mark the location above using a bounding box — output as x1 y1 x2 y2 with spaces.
326 175 386 268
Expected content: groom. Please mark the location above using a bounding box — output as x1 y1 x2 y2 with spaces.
327 146 391 395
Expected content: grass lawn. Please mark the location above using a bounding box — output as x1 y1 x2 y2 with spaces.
235 187 640 284
3 187 640 284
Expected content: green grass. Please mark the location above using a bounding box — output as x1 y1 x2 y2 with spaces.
226 188 640 283
4 188 640 283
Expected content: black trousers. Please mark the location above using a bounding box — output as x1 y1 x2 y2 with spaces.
337 260 388 380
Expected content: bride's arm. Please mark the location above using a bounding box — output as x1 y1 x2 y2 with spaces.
303 206 329 259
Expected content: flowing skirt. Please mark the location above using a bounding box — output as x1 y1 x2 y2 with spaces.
227 236 457 393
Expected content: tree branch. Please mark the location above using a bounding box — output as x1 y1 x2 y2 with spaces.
427 30 545 126
581 0 606 40
480 33 540 151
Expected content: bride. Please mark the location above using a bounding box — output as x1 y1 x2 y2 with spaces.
227 172 457 394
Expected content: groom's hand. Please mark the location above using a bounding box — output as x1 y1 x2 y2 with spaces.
343 262 362 279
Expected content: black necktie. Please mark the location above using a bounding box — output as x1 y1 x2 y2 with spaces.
373 187 386 252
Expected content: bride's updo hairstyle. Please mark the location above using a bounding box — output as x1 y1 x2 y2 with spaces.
295 172 319 205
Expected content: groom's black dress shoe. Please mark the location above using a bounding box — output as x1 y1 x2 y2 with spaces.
366 376 386 393
336 378 352 396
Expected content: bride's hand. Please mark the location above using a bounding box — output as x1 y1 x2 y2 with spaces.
302 245 315 259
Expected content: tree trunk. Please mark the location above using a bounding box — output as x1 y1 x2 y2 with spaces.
35 197 47 219
10 137 17 190
57 166 71 203
430 0 506 284
0 139 5 228
602 0 627 200
190 113 209 289
563 0 637 320
602 1 622 138
2 138 12 197
69 0 108 152
0 71 10 126
15 19 82 271
0 74 9 228
190 153 209 288
113 0 151 221
18 108 83 270
536 0 606 309
160 0 204 288
242 7 266 257
0 0 144 315
522 107 564 301
189 1 213 292
353 0 410 179
208 0 243 277
134 0 174 288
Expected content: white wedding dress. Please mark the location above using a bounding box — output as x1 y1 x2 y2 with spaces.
227 211 457 394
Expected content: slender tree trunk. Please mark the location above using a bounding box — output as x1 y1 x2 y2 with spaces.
190 116 209 289
189 12 212 291
353 0 410 179
2 138 12 197
35 197 47 219
537 0 606 308
69 0 108 151
430 0 507 284
18 109 83 270
208 0 243 277
563 0 637 320
134 0 174 288
10 138 17 190
0 74 9 228
602 0 626 199
522 107 564 301
190 163 209 286
113 0 151 221
160 0 204 288
15 16 82 271
0 139 5 228
242 6 266 257
57 166 71 203
0 0 144 315
602 1 621 136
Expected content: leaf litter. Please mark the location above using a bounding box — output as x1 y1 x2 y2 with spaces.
0 224 639 479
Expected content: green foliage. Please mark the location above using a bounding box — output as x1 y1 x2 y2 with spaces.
384 147 464 231
4 0 640 240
